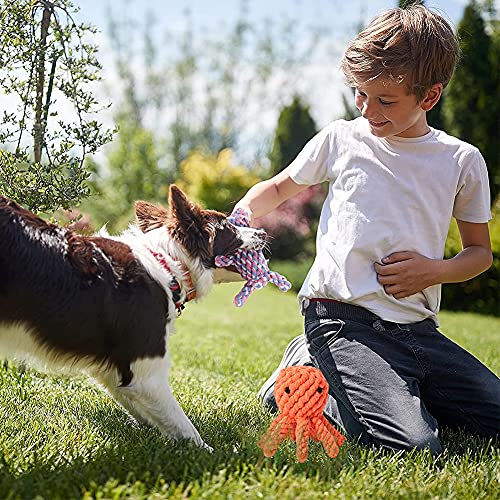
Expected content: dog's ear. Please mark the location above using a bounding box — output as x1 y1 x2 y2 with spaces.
135 200 169 233
168 185 200 222
168 185 211 256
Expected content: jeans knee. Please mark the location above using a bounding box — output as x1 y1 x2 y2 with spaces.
370 427 442 455
386 426 442 455
406 431 442 455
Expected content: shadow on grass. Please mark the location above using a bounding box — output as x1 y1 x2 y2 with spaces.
0 397 360 498
1 400 497 498
0 401 255 497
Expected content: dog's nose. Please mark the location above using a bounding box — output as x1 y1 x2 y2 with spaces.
255 227 267 239
235 225 268 251
252 227 268 251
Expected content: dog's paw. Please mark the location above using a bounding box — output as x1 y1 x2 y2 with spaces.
203 442 214 453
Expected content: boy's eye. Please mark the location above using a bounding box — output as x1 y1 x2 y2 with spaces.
380 99 394 106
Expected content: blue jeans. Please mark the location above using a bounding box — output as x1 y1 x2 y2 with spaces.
264 299 500 454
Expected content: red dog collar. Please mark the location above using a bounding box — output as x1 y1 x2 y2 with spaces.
148 249 196 314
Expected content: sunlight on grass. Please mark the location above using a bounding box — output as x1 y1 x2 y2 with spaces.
1 284 499 498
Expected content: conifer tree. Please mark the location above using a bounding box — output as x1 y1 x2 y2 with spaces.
269 96 317 175
398 0 423 7
443 1 499 202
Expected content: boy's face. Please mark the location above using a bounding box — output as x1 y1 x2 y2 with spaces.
354 78 430 138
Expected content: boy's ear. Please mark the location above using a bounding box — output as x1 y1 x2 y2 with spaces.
135 200 169 232
420 83 443 112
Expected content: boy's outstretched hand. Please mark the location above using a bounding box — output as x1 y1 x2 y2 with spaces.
374 251 441 299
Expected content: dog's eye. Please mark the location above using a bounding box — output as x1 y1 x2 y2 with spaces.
284 386 290 394
317 387 323 393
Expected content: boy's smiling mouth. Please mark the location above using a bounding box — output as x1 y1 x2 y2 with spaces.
368 119 390 128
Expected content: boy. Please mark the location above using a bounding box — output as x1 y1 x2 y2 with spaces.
236 5 499 454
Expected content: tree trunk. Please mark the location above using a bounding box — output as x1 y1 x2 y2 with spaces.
34 3 52 164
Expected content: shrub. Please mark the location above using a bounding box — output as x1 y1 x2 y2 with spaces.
256 184 325 260
441 203 499 316
176 149 261 212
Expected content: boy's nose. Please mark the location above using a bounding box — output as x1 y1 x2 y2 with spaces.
361 100 377 119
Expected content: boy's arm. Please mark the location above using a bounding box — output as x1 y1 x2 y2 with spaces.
235 167 310 223
374 220 493 299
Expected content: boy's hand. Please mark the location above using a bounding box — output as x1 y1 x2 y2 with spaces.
374 251 442 299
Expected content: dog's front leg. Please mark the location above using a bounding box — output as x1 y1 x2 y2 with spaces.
96 358 211 450
119 380 209 449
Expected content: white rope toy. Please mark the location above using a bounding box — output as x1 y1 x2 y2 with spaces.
215 208 291 307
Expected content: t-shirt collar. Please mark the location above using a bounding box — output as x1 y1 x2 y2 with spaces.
382 128 436 144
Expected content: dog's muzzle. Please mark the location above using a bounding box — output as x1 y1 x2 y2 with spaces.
238 226 267 251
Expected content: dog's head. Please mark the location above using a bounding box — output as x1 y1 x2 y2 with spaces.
135 185 266 279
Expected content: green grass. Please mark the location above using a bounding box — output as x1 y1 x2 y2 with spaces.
1 284 499 499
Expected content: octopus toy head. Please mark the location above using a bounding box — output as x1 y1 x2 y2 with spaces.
275 365 329 419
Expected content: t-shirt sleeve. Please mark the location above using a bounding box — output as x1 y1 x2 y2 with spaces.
287 122 337 185
453 148 491 222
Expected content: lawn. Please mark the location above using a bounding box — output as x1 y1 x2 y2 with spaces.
1 283 498 499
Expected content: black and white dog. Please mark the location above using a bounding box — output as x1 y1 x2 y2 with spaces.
0 185 265 448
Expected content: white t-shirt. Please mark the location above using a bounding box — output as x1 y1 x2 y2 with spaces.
288 117 491 324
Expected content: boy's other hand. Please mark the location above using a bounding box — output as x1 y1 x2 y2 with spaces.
374 251 441 299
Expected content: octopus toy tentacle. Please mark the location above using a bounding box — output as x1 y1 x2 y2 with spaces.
313 418 341 458
321 416 346 446
295 418 311 463
257 414 290 457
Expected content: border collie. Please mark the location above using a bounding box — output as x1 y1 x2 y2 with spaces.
0 185 265 449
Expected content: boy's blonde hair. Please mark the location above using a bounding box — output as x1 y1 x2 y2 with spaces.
341 5 460 101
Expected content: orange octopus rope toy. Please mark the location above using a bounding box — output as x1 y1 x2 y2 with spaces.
258 365 346 463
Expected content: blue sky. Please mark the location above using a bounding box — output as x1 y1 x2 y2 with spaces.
79 0 472 33
71 0 488 161
5 1 489 164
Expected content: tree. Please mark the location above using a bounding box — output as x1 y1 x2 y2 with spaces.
426 96 446 131
269 96 318 175
443 1 499 203
88 7 331 228
0 0 114 213
84 112 164 232
342 88 359 121
105 5 329 176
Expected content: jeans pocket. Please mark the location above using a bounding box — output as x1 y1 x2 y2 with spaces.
306 318 345 356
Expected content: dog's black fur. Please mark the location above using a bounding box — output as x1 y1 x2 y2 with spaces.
0 186 263 446
0 198 168 385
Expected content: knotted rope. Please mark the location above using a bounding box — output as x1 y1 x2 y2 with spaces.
258 365 346 462
215 208 291 307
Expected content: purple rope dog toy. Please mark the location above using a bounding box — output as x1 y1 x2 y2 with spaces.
215 208 291 307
